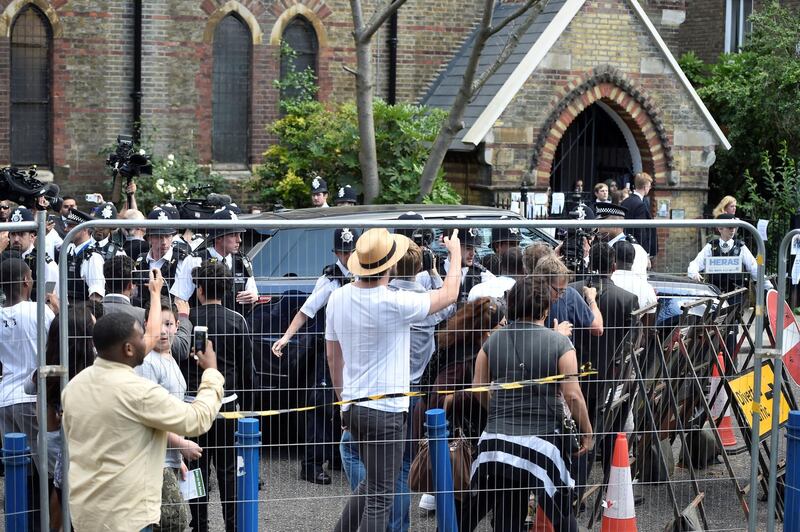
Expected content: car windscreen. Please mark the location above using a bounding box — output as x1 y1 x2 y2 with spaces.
429 226 554 258
250 220 557 279
250 227 334 278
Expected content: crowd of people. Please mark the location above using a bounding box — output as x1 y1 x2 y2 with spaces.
0 171 762 531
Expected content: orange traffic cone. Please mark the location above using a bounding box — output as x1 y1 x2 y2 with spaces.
530 504 553 532
601 433 637 532
526 493 554 532
710 353 737 448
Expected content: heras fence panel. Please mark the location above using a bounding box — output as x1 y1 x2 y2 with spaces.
31 214 779 532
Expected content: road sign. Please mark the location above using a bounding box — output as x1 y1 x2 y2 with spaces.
766 289 800 385
728 361 790 439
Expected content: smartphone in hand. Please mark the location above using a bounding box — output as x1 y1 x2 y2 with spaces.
192 326 207 361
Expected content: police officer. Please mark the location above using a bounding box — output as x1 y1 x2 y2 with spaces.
171 205 259 313
333 184 358 206
310 175 329 208
272 228 360 484
687 213 772 295
133 206 189 305
5 206 59 300
91 202 126 260
177 201 212 251
481 217 522 274
595 203 649 274
61 209 107 302
443 223 495 302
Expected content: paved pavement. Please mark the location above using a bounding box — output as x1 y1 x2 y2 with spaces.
195 439 776 531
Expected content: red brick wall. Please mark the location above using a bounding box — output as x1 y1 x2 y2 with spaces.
680 0 800 65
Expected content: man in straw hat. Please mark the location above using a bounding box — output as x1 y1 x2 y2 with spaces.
326 227 463 532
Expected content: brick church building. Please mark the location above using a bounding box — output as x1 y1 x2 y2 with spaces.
0 0 789 249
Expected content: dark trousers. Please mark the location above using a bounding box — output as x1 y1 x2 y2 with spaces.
188 409 237 532
302 356 340 473
457 472 578 532
334 405 406 532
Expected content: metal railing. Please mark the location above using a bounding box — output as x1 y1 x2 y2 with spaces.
0 215 773 531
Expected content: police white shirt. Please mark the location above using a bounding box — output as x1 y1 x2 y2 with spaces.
687 238 772 289
145 247 172 271
64 238 106 298
146 247 185 294
607 233 649 274
22 245 59 294
170 247 257 302
300 260 351 319
45 230 63 262
95 237 128 257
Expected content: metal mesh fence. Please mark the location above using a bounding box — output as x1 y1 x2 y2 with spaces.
0 211 792 531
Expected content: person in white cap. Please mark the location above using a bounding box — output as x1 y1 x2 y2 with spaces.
326 227 462 532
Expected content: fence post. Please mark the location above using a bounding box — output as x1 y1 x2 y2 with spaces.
3 433 29 532
425 408 458 532
786 411 800 532
236 418 261 532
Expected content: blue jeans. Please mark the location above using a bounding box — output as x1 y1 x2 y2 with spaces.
339 398 418 532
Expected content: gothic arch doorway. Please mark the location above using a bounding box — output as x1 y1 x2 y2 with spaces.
550 101 641 194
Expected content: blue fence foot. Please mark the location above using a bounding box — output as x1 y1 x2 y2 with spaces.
236 418 261 532
426 408 458 532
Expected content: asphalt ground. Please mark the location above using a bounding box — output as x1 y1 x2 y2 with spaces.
0 317 792 531
189 436 777 531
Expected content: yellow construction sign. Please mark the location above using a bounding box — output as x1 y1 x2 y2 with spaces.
728 362 790 438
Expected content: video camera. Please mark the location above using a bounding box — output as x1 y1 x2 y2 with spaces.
555 200 596 275
106 135 152 180
0 166 64 212
106 135 152 209
396 227 437 271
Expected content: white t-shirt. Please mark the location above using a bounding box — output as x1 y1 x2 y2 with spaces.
325 283 430 412
611 269 657 313
607 233 649 274
135 351 187 469
0 301 55 407
467 275 516 301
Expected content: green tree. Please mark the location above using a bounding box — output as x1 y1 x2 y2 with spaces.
249 100 461 208
134 152 226 213
738 143 800 273
678 1 800 201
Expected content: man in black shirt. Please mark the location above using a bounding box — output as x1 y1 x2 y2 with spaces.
570 241 639 495
185 261 255 532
